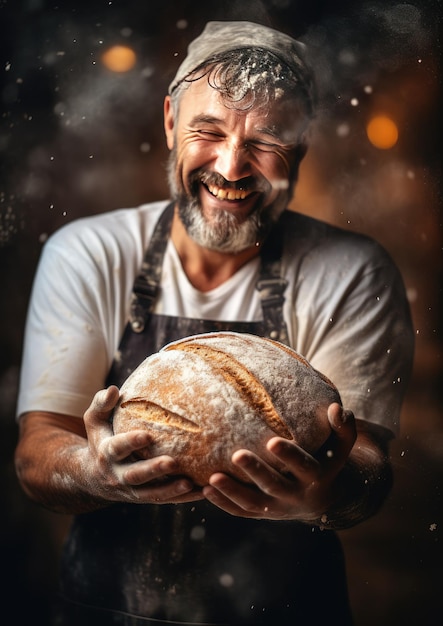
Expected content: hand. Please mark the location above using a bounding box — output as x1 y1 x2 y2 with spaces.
202 403 356 521
81 386 203 505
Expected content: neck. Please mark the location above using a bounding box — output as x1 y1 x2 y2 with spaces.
170 209 261 292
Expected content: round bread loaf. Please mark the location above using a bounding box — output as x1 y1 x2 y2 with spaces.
112 332 341 486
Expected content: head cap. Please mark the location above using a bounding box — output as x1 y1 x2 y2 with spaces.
168 20 314 101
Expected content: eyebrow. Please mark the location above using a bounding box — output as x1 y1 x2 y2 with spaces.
255 126 281 140
189 114 224 126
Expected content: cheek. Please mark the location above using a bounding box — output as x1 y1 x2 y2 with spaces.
176 142 212 182
261 156 293 196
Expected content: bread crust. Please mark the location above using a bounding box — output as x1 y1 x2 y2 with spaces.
112 332 341 485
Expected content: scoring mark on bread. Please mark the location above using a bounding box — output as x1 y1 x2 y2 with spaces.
166 342 292 440
120 400 201 433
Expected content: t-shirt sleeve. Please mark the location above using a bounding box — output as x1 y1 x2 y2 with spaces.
17 229 113 419
289 234 414 436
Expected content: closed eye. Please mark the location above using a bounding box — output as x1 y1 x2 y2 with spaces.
248 139 296 154
196 129 223 138
248 140 280 152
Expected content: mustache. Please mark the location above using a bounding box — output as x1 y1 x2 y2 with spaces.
190 169 270 194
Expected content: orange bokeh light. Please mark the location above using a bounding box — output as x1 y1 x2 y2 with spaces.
101 45 137 73
366 115 399 149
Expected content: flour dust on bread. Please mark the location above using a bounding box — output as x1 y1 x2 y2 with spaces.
112 332 341 486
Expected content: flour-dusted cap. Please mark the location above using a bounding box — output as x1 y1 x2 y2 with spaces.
168 20 313 97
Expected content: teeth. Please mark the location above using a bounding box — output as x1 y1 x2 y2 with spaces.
207 184 250 201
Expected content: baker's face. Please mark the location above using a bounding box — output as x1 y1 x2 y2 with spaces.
164 78 307 252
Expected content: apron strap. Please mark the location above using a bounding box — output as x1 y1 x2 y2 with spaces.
256 215 290 345
130 202 175 332
130 202 290 345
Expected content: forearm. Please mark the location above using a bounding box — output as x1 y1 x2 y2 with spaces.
15 412 110 515
317 425 393 530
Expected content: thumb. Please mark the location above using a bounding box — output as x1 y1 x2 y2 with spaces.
93 385 120 412
84 385 120 429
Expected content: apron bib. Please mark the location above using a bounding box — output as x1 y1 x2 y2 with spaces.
57 204 353 626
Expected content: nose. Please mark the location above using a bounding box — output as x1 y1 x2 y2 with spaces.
214 140 252 182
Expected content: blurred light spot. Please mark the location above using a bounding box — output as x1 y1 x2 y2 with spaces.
219 573 234 587
350 97 359 106
176 19 188 29
338 49 357 66
407 287 418 303
101 45 137 72
336 123 350 137
190 525 205 541
366 115 398 149
141 66 154 79
364 85 373 94
271 178 289 190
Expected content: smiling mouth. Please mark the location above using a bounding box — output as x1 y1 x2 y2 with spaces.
205 183 254 202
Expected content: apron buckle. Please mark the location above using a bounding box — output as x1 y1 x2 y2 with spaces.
256 277 288 304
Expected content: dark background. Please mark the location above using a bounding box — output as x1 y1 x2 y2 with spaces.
0 1 441 624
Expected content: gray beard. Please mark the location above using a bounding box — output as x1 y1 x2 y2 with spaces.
167 151 288 253
177 195 265 253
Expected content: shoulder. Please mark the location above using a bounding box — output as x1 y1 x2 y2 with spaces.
47 200 169 252
281 210 395 271
33 200 171 294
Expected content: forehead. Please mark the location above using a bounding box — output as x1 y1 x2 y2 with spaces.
177 77 306 139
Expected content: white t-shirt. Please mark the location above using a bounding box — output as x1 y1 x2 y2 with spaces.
17 200 414 435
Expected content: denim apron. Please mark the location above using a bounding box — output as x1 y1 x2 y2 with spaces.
57 203 353 626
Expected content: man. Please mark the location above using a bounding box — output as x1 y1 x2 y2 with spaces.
15 21 414 626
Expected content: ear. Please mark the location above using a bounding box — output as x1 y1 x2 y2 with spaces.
288 141 309 187
164 95 175 150
295 140 308 164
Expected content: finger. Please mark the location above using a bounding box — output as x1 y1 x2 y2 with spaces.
231 449 297 495
328 403 356 435
204 472 271 518
325 403 357 467
136 482 204 505
93 385 120 414
106 430 153 463
310 403 356 479
203 485 249 516
266 438 321 483
122 455 180 485
160 490 205 504
124 456 203 504
84 386 120 434
203 477 261 517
